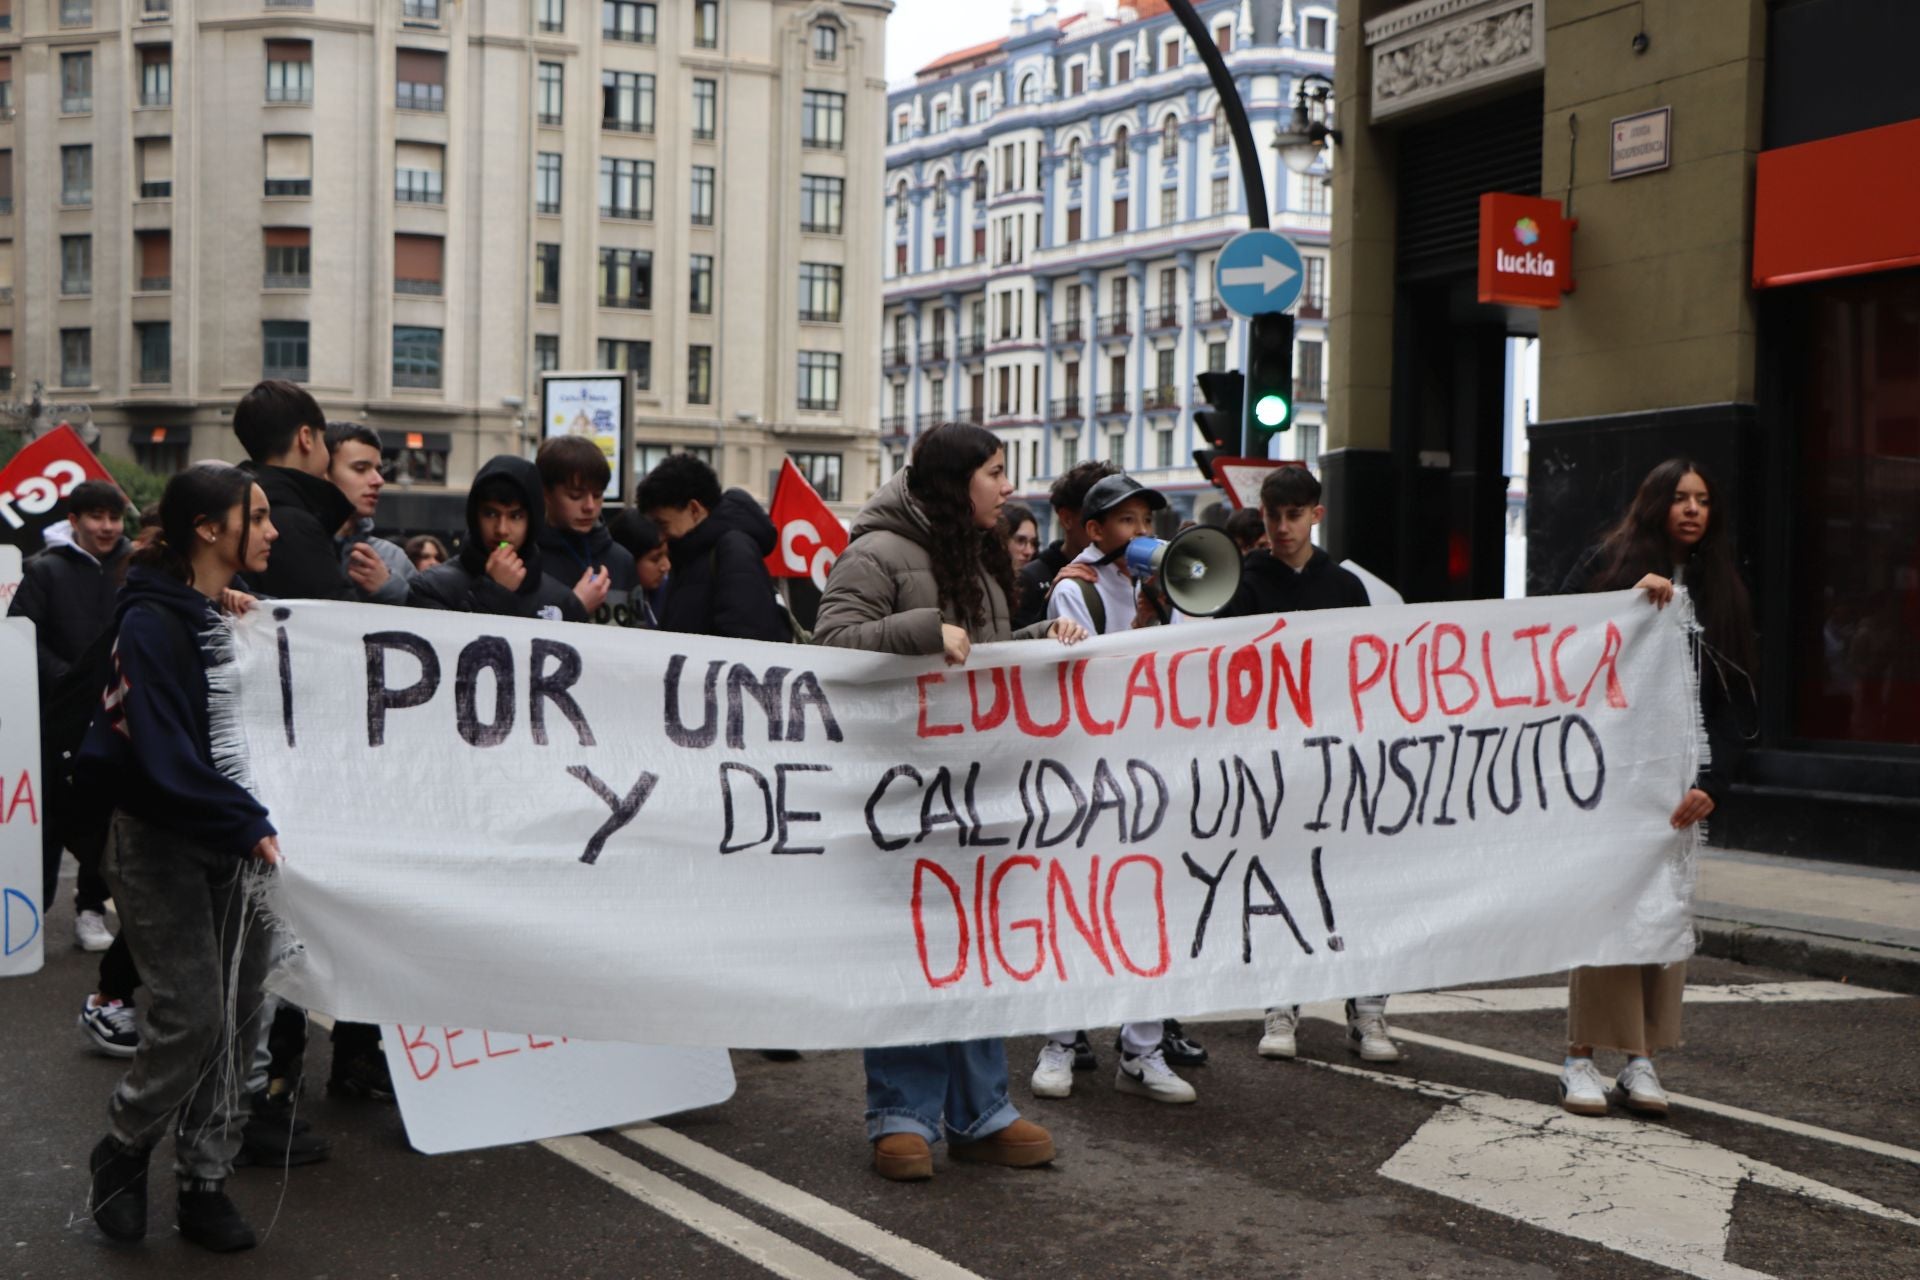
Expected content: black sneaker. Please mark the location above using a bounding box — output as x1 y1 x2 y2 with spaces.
1070 1030 1097 1072
89 1135 149 1243
1160 1020 1209 1067
326 1049 395 1102
177 1181 257 1253
234 1095 331 1169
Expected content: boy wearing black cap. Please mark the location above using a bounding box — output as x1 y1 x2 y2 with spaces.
1033 473 1202 1106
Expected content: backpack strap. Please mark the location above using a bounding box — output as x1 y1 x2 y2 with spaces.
1073 579 1106 635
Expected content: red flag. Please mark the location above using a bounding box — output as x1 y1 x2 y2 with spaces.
1 426 119 548
762 458 847 588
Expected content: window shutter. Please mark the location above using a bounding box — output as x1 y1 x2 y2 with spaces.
395 233 443 282
264 226 311 248
139 232 170 279
266 39 311 62
397 49 444 84
0 331 12 366
265 135 312 179
396 141 443 175
140 137 172 182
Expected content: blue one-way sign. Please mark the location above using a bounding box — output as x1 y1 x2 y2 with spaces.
1214 229 1305 318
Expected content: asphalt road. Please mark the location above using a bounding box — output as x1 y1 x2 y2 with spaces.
5 891 1917 1280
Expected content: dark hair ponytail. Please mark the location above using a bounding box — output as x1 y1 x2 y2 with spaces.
905 422 1013 629
129 465 254 588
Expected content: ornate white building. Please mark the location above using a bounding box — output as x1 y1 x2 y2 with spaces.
881 0 1336 529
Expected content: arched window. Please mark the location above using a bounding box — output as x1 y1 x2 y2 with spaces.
895 180 909 226
1212 103 1229 147
1067 137 1083 181
1114 124 1130 171
1019 73 1038 105
973 162 987 202
1161 114 1179 163
933 172 947 217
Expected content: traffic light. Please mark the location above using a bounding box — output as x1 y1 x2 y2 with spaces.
1193 369 1244 483
1244 312 1295 456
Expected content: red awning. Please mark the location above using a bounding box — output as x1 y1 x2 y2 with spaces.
1754 117 1920 288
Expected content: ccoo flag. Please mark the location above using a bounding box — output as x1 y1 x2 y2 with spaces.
762 457 847 589
1 426 119 550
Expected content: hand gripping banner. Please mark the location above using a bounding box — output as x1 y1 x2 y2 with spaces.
214 592 1701 1049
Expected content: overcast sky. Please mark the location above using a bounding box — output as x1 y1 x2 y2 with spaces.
886 1 1087 87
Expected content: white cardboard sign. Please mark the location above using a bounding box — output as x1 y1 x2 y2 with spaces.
1 618 45 977
382 1024 735 1154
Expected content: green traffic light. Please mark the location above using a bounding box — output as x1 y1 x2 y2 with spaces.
1253 393 1291 428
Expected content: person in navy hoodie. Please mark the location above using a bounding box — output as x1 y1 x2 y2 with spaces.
79 465 285 1254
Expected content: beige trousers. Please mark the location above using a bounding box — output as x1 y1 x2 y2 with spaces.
1567 963 1686 1057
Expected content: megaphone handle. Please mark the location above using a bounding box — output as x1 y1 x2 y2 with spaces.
1136 579 1172 628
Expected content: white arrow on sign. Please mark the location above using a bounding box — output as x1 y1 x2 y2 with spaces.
1220 255 1298 294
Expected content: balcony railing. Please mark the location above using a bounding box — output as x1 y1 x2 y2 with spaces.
138 366 170 385
918 340 947 363
1297 297 1326 320
139 276 170 292
1295 379 1325 403
265 0 314 8
1143 385 1179 410
1049 397 1083 420
916 412 947 430
881 346 910 368
265 179 312 197
139 181 172 199
0 200 9 217
599 294 648 310
957 333 986 358
140 90 171 108
1097 313 1130 339
396 278 443 296
396 83 445 113
1095 391 1127 415
1148 304 1180 331
1050 319 1086 344
957 406 984 425
264 271 310 289
1196 297 1230 322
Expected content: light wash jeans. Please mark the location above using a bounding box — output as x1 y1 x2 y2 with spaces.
864 1039 1019 1145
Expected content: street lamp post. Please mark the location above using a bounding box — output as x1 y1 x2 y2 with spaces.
1272 72 1342 176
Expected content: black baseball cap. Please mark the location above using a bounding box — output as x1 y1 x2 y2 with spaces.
1081 474 1168 521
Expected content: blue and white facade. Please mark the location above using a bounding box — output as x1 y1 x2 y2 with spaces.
880 0 1337 531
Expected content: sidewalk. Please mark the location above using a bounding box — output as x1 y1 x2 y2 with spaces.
1694 848 1920 994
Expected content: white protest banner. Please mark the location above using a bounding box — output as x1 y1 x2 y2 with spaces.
1 618 45 977
381 1025 734 1154
219 592 1700 1048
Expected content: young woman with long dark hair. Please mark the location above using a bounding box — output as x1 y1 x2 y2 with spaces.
79 466 286 1252
814 422 1087 1181
1557 457 1756 1118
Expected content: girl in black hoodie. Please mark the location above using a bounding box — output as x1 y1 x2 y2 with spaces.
78 466 284 1253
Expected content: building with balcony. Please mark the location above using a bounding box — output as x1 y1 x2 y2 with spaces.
881 0 1336 532
1 0 889 518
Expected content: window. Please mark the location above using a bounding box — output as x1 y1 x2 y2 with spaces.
136 322 171 383
801 89 845 150
798 352 841 411
1211 175 1230 215
599 156 653 219
393 326 442 388
637 442 712 472
893 181 908 227
597 339 650 387
1303 255 1327 312
603 0 654 43
1161 115 1179 162
138 138 173 199
894 243 907 276
133 433 188 477
689 254 713 313
933 234 946 269
1019 73 1037 105
266 40 311 102
603 71 655 132
973 162 987 202
933 101 949 132
61 144 93 205
933 173 948 218
61 51 92 112
0 61 10 116
537 152 562 214
140 46 172 107
1066 62 1084 96
1215 22 1234 52
801 174 844 233
263 320 309 381
687 345 712 403
395 142 444 204
690 165 715 225
1156 427 1174 469
692 78 716 140
60 0 92 25
1114 125 1130 171
536 242 560 303
1066 206 1082 243
395 233 443 295
1297 339 1323 398
789 452 842 501
1112 196 1128 234
1207 340 1226 372
264 227 311 288
61 235 92 295
538 0 563 33
1212 103 1229 146
813 22 839 61
1061 433 1079 470
137 230 171 291
1111 276 1129 318
386 437 449 484
972 86 989 122
1113 46 1131 84
1155 345 1176 394
1160 187 1176 226
264 134 312 196
799 263 842 322
1108 431 1126 464
1163 36 1182 70
61 329 91 387
1067 137 1083 181
894 109 910 144
538 62 563 125
1304 15 1330 51
598 247 651 309
396 49 445 112
402 0 441 20
972 225 986 260
535 333 559 373
692 0 718 48
1301 174 1329 215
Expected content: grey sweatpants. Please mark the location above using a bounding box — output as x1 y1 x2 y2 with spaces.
99 813 273 1181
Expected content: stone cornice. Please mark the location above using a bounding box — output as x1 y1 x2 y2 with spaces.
1365 0 1543 124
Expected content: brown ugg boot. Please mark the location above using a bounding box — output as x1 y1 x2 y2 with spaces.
872 1133 934 1181
949 1118 1055 1168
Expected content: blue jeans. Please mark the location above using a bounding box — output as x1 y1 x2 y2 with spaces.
864 1039 1018 1145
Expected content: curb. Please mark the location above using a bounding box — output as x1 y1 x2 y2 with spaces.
1696 917 1920 997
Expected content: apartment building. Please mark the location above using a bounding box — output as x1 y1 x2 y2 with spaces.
2 0 888 514
881 0 1335 530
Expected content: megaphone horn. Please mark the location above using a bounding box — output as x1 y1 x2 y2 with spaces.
1123 526 1244 617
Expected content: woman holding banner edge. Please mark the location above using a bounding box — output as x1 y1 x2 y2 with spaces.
814 421 1088 1182
1558 457 1756 1118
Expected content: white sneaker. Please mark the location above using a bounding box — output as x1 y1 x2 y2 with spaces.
1030 1040 1076 1099
1559 1057 1609 1116
1347 1011 1403 1063
1115 1049 1197 1104
1257 1007 1299 1059
1614 1058 1669 1116
74 909 113 952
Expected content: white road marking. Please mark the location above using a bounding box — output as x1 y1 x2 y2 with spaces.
1305 1060 1920 1280
1185 979 1903 1024
541 1134 864 1280
620 1123 989 1280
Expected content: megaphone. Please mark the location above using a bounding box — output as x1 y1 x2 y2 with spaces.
1123 526 1243 617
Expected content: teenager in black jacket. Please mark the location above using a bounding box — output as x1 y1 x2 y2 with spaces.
637 453 787 642
409 455 597 621
231 380 361 602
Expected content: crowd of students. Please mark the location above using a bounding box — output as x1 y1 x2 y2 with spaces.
7 381 1749 1237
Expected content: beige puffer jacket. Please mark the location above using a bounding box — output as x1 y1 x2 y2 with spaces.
812 471 1052 655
